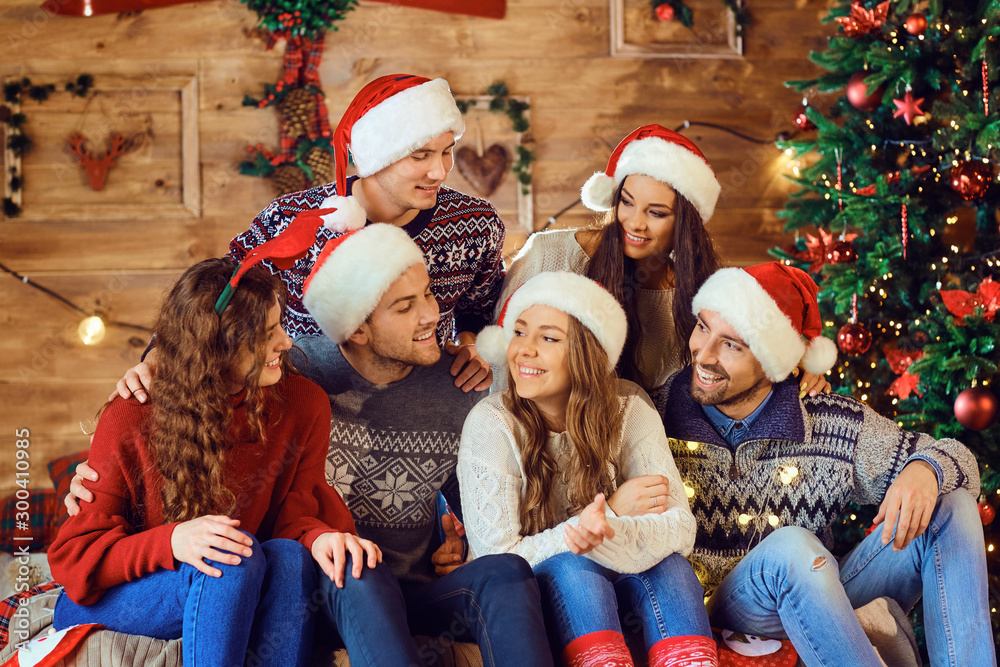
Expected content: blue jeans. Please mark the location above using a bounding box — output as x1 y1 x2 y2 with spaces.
708 491 996 667
318 553 553 667
533 552 712 654
54 535 317 667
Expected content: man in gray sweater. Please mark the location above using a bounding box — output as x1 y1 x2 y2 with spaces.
291 223 551 666
654 262 993 666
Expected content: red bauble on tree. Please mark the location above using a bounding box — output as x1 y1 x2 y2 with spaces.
954 387 999 431
904 13 927 35
655 3 675 21
794 103 816 131
837 323 872 355
825 240 857 264
846 72 883 111
948 160 994 201
979 500 996 526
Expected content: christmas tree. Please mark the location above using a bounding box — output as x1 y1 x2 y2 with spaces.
771 0 1000 651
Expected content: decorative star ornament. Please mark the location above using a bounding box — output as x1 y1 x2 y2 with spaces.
835 1 890 37
940 277 1000 324
790 228 858 274
892 90 925 125
884 346 923 400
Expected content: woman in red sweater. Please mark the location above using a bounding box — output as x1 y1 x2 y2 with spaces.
48 258 377 667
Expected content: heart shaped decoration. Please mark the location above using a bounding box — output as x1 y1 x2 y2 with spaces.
455 144 511 197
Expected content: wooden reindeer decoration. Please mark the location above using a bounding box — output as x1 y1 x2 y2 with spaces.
68 132 126 191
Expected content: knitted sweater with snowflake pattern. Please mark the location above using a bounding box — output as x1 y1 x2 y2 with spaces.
458 379 696 572
229 177 505 342
654 366 980 594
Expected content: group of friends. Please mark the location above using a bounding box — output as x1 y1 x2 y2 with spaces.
48 74 994 667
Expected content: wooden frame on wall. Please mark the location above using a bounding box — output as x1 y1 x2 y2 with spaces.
452 95 533 233
1 69 200 221
610 0 743 59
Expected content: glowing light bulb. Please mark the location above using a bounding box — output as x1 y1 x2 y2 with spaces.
738 514 751 526
684 483 695 499
768 515 780 527
78 316 106 345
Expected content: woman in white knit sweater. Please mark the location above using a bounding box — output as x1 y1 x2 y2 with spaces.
460 272 717 667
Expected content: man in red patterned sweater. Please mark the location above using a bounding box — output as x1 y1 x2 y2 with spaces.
114 73 503 402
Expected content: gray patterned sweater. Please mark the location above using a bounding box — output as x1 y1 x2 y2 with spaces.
294 336 482 585
654 367 980 594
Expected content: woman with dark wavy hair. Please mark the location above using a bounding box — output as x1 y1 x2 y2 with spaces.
461 272 717 667
49 258 374 667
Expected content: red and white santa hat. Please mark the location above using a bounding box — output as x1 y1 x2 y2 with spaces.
302 224 426 343
317 74 466 233
477 272 628 370
581 124 721 222
691 262 837 382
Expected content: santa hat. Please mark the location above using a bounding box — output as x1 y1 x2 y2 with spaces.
477 272 627 370
318 74 466 233
302 224 426 343
580 124 721 222
691 262 837 382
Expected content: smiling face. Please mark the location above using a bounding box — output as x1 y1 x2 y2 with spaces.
230 299 292 390
359 263 441 368
616 174 677 262
369 131 456 214
507 305 573 426
688 309 772 420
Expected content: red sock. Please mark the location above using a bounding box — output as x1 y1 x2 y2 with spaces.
648 635 718 667
562 630 635 667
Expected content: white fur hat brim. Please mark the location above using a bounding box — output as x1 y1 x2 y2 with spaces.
581 136 721 221
319 194 367 232
478 271 628 371
691 267 805 382
350 78 465 177
303 224 425 344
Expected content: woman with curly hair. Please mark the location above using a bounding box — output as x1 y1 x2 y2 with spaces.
49 258 374 667
460 272 717 667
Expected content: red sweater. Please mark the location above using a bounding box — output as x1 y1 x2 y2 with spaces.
49 373 355 605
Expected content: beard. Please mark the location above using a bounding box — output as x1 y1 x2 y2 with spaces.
368 327 442 372
689 364 769 412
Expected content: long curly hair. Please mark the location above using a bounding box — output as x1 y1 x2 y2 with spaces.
504 316 623 536
587 179 721 389
149 258 289 523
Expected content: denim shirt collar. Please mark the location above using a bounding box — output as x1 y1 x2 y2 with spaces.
700 388 774 448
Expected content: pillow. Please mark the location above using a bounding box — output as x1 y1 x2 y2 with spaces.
0 490 60 553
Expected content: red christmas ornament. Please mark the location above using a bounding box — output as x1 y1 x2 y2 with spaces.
979 500 996 526
904 13 927 35
948 160 993 201
825 240 857 264
794 104 816 131
837 323 872 355
953 387 999 431
655 3 675 21
847 72 883 111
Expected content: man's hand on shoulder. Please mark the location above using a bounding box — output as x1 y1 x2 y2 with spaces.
873 459 938 551
108 348 158 403
445 336 492 393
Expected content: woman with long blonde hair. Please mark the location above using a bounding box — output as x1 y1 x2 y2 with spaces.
49 258 377 666
459 272 717 667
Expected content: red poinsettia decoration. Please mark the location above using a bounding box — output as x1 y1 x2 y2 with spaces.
790 229 859 273
884 346 923 399
939 277 1000 324
835 1 890 37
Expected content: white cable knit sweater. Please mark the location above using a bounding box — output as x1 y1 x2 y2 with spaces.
499 229 684 389
458 379 697 573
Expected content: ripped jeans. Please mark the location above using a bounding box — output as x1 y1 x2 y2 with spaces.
706 491 995 667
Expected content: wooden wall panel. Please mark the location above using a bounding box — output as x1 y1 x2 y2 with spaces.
0 0 836 494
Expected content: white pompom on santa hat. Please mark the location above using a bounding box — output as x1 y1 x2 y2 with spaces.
477 272 628 370
319 74 466 233
302 224 426 344
691 262 838 382
580 123 722 223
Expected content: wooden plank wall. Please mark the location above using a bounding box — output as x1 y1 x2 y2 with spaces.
0 0 834 495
